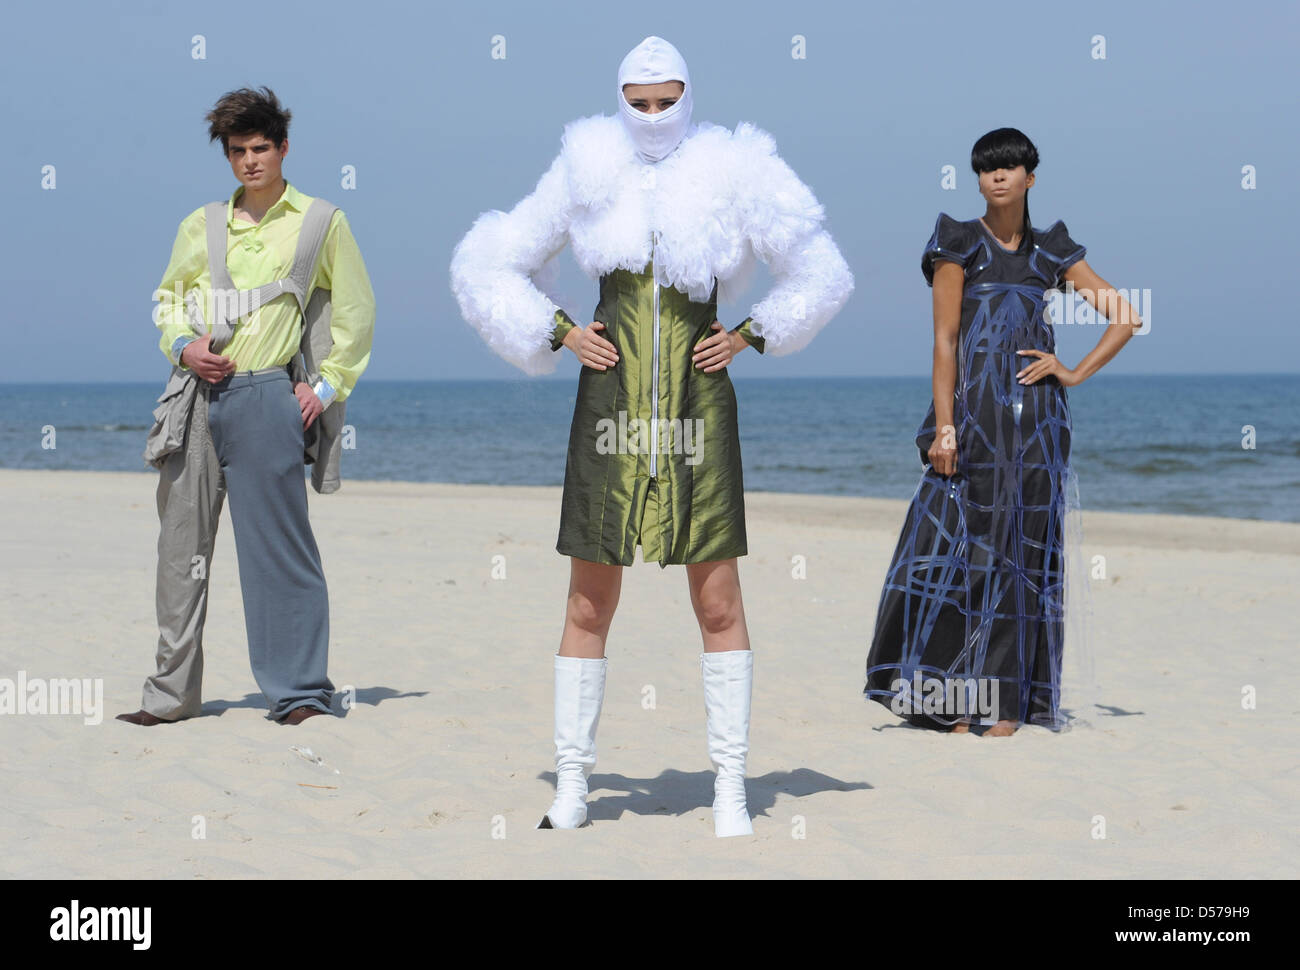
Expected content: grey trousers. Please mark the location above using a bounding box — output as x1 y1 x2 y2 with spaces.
141 366 334 720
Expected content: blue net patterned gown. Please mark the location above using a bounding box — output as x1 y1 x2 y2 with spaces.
864 212 1087 731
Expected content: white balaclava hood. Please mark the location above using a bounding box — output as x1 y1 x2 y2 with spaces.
617 36 693 163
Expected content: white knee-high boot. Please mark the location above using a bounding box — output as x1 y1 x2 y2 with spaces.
701 649 753 837
537 655 607 829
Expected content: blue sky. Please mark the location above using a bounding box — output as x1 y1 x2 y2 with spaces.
4 0 1297 382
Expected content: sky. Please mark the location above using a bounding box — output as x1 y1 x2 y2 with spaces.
3 0 1297 383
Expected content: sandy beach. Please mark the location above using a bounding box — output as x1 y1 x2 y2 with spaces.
1 467 1296 879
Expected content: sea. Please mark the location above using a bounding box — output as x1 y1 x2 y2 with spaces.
1 374 1296 523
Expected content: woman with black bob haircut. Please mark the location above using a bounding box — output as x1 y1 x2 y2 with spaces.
864 127 1143 736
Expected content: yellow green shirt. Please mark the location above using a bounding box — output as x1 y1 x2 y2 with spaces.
155 180 375 403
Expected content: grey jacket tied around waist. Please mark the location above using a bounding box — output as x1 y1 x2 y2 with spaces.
143 196 349 494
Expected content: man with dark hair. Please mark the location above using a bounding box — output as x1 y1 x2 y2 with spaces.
119 86 375 726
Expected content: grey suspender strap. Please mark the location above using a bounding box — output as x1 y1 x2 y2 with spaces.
201 202 235 352
289 199 338 298
199 197 339 354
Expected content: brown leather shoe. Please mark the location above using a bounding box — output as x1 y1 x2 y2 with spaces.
279 706 328 725
115 710 172 726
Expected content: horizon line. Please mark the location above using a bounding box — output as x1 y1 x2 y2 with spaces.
3 371 1298 387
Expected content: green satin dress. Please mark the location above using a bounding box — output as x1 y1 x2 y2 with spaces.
550 249 765 569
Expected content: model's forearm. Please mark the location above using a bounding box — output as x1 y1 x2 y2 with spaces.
928 262 965 429
561 325 582 353
448 155 573 376
314 218 376 401
1071 291 1141 383
318 300 374 403
932 341 958 429
730 317 765 355
154 222 203 363
552 308 579 352
156 303 193 363
747 230 853 355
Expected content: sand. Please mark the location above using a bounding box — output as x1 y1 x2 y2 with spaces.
1 468 1296 878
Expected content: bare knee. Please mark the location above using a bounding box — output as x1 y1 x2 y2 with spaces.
566 589 618 633
692 587 742 636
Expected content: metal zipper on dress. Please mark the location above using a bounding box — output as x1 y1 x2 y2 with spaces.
650 230 661 479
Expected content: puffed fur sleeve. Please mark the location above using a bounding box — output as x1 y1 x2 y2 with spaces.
732 123 854 356
449 146 574 375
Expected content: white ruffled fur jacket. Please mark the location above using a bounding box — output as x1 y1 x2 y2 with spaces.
450 113 854 375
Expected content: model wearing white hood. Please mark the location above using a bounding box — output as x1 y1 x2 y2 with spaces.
450 36 854 839
616 35 694 163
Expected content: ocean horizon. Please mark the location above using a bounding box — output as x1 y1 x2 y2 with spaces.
2 373 1297 523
